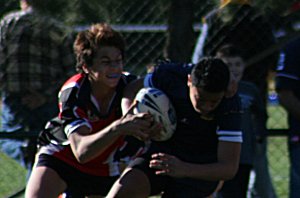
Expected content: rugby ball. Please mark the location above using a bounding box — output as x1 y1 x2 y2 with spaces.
133 87 177 141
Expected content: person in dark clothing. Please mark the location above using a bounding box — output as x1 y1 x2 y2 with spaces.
216 44 268 198
276 36 300 198
107 57 242 198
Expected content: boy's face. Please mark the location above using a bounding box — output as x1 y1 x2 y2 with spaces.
84 46 123 88
188 76 224 115
221 56 245 82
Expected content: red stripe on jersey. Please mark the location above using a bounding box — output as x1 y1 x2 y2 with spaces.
54 105 125 176
53 137 124 176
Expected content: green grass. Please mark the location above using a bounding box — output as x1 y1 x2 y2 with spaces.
268 136 289 198
266 105 289 198
267 105 289 129
0 152 27 198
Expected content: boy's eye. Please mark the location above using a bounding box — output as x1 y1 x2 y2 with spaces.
99 59 123 68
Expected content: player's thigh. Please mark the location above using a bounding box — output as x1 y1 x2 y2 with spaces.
106 167 151 198
25 166 66 198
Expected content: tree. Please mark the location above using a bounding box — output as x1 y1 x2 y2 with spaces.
0 0 19 18
164 0 195 62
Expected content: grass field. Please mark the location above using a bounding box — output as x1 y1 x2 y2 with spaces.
268 137 289 198
0 105 290 197
0 152 27 198
266 105 289 198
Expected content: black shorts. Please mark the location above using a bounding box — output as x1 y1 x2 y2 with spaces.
36 154 119 197
132 145 219 198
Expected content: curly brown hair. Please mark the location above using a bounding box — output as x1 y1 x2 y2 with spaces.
73 23 125 73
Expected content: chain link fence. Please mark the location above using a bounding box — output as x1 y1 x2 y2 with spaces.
1 0 299 197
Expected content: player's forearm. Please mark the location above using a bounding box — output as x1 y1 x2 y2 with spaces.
122 78 144 115
184 141 240 180
69 121 122 163
183 160 238 181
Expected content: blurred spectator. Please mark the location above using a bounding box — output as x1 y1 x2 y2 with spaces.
216 44 268 198
0 0 75 174
192 1 278 197
192 0 278 104
275 36 300 198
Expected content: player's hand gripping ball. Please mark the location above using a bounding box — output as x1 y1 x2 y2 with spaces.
133 87 177 141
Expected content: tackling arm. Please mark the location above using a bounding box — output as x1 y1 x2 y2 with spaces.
184 141 240 180
122 77 145 115
150 141 241 181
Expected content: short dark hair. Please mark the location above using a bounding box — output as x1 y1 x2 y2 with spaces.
24 0 32 4
73 23 125 73
191 57 230 92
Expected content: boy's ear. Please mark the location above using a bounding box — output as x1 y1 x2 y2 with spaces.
225 72 238 98
187 74 192 87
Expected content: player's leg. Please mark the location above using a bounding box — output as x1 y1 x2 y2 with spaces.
25 166 67 198
106 167 151 198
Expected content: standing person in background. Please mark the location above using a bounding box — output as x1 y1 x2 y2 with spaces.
276 36 300 198
0 0 76 174
192 1 278 197
192 0 278 104
25 23 158 198
216 44 268 198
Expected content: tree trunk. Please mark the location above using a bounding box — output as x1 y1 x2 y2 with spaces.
164 0 194 62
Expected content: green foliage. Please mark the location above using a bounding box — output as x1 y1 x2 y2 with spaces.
254 0 295 15
0 152 27 198
1 0 298 26
0 0 19 18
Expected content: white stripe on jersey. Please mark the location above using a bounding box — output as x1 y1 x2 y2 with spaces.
219 136 243 142
276 73 300 80
65 120 92 137
58 81 79 98
217 130 243 143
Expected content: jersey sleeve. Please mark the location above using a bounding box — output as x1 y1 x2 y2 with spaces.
58 75 92 137
216 94 243 143
144 62 191 90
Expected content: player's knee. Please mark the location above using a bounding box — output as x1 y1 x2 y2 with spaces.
107 168 150 198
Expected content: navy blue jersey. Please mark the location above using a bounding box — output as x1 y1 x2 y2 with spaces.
134 62 243 196
144 62 243 163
